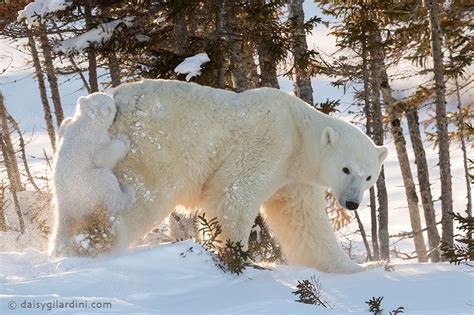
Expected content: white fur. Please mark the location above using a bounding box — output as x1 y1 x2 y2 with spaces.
53 80 388 272
106 80 388 273
50 92 134 255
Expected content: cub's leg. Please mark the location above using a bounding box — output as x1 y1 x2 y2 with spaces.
49 211 79 257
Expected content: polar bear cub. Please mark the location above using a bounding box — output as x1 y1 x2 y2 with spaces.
50 92 134 255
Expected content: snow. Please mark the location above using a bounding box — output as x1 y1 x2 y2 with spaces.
54 18 134 54
17 0 72 26
0 191 52 252
1 241 472 314
174 53 211 81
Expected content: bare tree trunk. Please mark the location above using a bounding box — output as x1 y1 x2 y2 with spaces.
368 30 390 261
10 188 24 234
1 137 18 190
221 2 257 91
108 51 121 88
369 187 379 260
381 69 428 262
0 93 22 191
85 3 99 92
288 0 313 105
256 41 279 88
0 182 7 231
223 0 248 92
375 172 389 260
174 10 188 56
212 0 226 89
86 50 98 91
0 139 25 233
405 105 441 262
250 0 279 88
8 115 40 192
453 76 472 219
355 211 373 261
425 0 454 246
242 41 259 89
37 23 64 127
362 37 379 260
454 75 472 259
26 28 56 151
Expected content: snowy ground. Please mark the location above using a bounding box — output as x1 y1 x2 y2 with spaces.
1 1 473 313
1 241 472 314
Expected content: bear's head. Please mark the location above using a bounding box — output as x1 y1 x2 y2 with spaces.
76 92 117 127
318 126 388 211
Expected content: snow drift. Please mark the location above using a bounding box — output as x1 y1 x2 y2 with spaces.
1 241 472 314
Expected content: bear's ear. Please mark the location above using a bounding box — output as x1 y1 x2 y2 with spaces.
377 146 388 163
78 96 89 112
321 127 339 147
78 96 97 119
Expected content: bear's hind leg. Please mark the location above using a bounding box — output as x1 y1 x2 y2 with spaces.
262 183 364 273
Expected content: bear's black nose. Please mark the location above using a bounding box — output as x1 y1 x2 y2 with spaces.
346 201 359 210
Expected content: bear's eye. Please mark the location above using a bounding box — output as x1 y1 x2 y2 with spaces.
366 176 372 181
343 167 350 174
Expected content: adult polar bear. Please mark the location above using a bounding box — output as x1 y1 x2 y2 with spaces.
109 79 387 273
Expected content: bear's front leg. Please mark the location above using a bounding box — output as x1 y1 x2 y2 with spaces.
201 183 261 250
262 183 364 273
94 133 131 169
200 157 287 251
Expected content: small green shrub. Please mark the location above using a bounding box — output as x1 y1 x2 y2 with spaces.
366 296 404 315
197 213 248 275
292 275 331 308
366 297 383 315
248 215 284 263
440 213 474 264
197 213 222 252
390 306 405 315
218 239 248 275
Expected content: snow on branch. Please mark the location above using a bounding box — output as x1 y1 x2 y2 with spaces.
174 53 210 81
54 17 134 54
17 0 73 26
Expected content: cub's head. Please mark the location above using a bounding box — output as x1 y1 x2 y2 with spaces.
318 126 388 211
76 92 117 127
